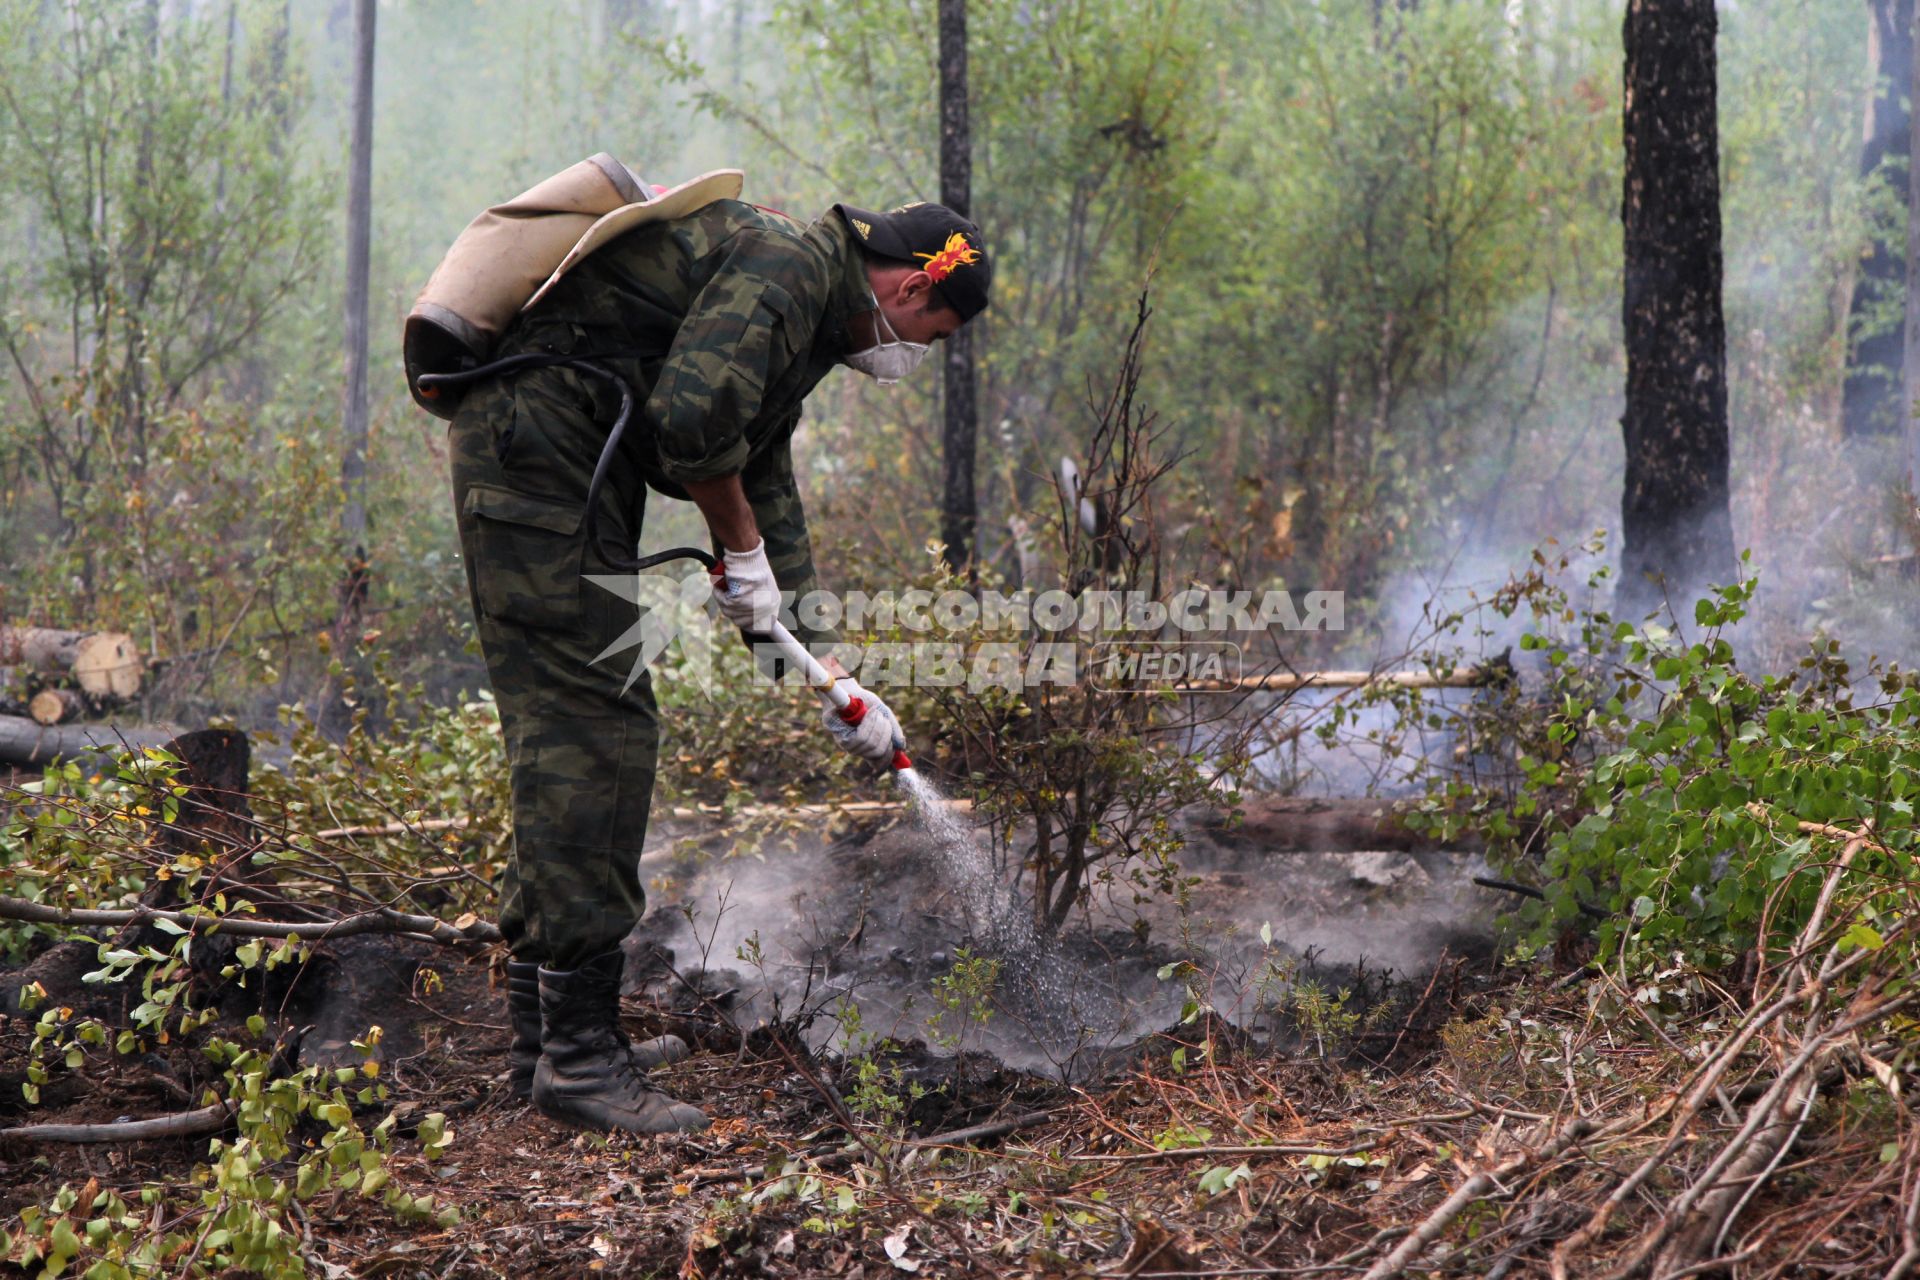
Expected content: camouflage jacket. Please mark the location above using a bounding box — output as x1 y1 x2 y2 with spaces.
497 200 871 645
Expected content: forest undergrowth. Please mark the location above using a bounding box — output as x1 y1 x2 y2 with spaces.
0 562 1916 1277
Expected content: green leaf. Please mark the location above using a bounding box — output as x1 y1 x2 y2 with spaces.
1839 923 1885 953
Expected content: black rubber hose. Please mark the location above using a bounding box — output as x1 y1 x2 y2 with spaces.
415 357 718 576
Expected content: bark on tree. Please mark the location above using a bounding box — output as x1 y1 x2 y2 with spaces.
1619 0 1735 618
937 0 979 572
268 0 294 150
339 0 375 560
1906 1 1920 496
1845 0 1915 439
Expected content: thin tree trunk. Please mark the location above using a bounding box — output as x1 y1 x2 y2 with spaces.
268 0 293 152
339 0 375 561
1619 0 1734 618
214 0 236 208
937 0 978 572
1907 2 1920 496
1845 0 1915 439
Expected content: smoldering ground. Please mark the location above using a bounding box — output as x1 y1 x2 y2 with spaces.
624 797 1501 1083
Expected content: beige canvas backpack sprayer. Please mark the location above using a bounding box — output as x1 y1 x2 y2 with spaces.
405 155 911 775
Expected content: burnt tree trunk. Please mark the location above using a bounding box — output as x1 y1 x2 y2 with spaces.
937 0 979 572
1620 0 1735 618
339 0 376 563
1845 0 1915 439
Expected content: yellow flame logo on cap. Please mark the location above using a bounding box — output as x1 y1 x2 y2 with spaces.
916 231 980 282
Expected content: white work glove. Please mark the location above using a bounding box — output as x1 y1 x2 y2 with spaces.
711 539 782 632
822 677 904 764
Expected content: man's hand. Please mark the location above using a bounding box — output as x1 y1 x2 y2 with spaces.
822 677 902 763
712 540 782 631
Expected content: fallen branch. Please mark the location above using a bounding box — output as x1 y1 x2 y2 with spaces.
0 714 184 767
685 1111 1056 1185
1359 1116 1596 1280
312 816 470 839
0 893 501 947
1173 663 1510 694
0 1101 230 1144
1073 1136 1382 1163
905 1110 1053 1150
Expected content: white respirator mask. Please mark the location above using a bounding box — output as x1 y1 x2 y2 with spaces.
844 295 930 386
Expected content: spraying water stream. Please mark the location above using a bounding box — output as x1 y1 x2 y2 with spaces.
891 767 1109 1040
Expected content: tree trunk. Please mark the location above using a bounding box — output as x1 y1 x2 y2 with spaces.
937 0 978 572
0 715 183 768
1619 0 1735 618
1906 2 1920 496
1845 0 1915 439
339 0 376 560
214 0 237 209
267 0 293 151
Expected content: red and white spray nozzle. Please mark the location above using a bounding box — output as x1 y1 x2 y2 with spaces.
713 565 910 772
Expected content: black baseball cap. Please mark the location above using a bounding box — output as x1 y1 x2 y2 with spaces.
833 200 992 322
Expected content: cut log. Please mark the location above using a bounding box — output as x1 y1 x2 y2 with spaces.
0 626 144 699
0 714 183 768
28 688 86 726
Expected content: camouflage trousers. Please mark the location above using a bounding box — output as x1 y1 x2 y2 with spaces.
448 366 660 969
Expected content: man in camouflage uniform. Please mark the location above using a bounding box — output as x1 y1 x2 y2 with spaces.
447 197 991 1133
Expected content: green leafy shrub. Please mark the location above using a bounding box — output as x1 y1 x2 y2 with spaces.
1361 550 1920 972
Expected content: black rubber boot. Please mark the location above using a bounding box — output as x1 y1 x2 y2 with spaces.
531 953 708 1133
509 958 691 1102
507 960 543 1100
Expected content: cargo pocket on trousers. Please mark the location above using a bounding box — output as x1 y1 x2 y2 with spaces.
464 484 587 632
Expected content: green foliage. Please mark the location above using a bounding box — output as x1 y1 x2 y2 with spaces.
1171 0 1581 602
1372 551 1920 975
248 639 513 913
4 936 457 1278
829 1000 926 1132
1536 584 1920 968
0 752 188 960
927 947 999 1053
0 643 512 973
0 0 327 629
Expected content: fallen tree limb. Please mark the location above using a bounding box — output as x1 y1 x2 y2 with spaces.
0 893 502 947
904 1110 1053 1150
1173 663 1511 693
0 1101 230 1144
1072 1136 1383 1163
313 799 975 836
313 816 472 839
1359 1116 1596 1280
684 1111 1056 1185
0 714 184 767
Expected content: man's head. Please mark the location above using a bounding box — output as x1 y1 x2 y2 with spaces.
834 200 991 350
